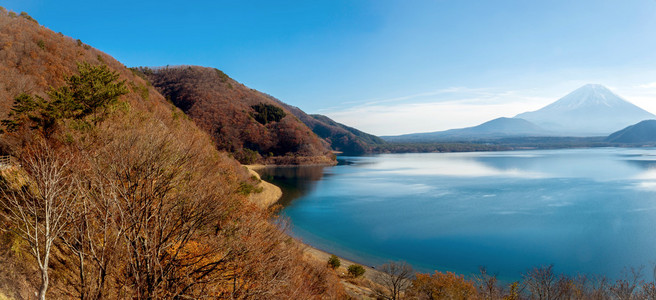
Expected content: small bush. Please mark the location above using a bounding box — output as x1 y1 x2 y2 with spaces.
327 255 341 270
234 148 259 164
348 264 365 278
129 82 149 101
37 40 45 50
19 11 37 23
250 175 261 183
237 182 263 195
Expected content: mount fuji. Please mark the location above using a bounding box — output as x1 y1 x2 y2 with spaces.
515 84 655 136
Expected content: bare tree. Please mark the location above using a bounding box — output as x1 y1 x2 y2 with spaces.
476 267 502 300
522 265 563 300
92 119 238 298
610 267 643 300
58 166 124 300
374 261 415 300
0 142 75 300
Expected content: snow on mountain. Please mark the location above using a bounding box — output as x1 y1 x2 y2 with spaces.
515 84 655 136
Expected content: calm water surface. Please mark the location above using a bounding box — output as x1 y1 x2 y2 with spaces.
257 148 656 280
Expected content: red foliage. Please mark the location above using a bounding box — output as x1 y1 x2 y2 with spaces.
140 66 334 164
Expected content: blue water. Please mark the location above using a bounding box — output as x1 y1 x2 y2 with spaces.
258 148 656 280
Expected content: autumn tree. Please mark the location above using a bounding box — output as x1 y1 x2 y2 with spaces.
56 158 125 300
94 118 236 298
0 142 76 300
409 271 479 300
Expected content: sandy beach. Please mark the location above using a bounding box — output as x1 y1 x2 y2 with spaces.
244 164 282 208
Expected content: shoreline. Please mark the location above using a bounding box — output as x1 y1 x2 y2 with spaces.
244 164 282 208
243 164 382 298
300 242 381 282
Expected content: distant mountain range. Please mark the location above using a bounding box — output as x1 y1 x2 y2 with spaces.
270 100 385 155
383 117 550 142
384 84 656 143
606 120 656 144
516 84 655 136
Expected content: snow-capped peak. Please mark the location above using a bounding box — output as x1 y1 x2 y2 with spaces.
547 84 623 109
514 84 655 136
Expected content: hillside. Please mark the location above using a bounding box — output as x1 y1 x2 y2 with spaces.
606 119 656 144
383 117 549 143
306 114 385 154
516 84 655 136
274 101 384 154
0 9 343 299
138 66 336 165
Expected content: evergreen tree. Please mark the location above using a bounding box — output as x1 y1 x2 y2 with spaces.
2 62 127 135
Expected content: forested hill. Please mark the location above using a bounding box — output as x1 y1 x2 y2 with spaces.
273 101 385 155
606 119 656 144
138 66 336 165
0 9 343 299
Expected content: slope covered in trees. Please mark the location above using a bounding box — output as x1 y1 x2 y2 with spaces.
605 119 656 144
0 9 343 299
137 66 335 165
276 101 385 155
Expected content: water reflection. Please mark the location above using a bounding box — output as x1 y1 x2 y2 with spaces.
256 165 328 206
370 153 545 178
365 150 656 182
273 148 656 280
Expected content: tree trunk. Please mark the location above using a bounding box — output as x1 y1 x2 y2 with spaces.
39 267 49 300
78 250 86 300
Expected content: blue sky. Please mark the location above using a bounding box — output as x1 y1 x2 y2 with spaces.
4 0 656 135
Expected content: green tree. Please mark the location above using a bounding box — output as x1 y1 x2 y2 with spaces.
2 62 127 136
251 103 286 125
327 255 341 270
348 264 365 278
2 93 63 137
49 62 127 123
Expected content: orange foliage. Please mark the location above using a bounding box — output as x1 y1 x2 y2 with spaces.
0 9 345 299
410 271 479 300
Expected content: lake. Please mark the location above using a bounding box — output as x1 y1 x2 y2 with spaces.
257 148 656 281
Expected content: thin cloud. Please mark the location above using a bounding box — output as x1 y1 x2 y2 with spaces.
636 82 656 89
322 82 656 136
324 88 553 136
320 87 494 112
